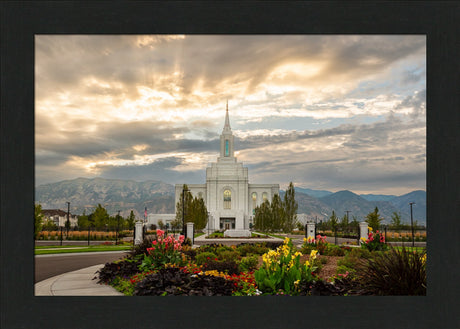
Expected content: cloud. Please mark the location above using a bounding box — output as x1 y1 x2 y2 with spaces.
35 35 426 194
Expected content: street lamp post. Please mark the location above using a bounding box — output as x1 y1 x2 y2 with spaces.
409 202 416 248
115 210 120 245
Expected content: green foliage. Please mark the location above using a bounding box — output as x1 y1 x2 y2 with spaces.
126 211 136 230
218 250 240 263
365 207 384 231
323 244 345 256
390 211 403 232
175 185 209 230
283 182 298 232
158 220 165 229
236 243 269 257
254 182 298 233
358 247 426 295
254 238 317 295
329 211 339 233
195 252 218 265
34 204 44 239
139 231 186 272
239 254 259 272
92 204 110 230
42 218 58 231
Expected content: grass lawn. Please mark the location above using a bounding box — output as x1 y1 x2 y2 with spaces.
35 245 132 255
391 246 426 252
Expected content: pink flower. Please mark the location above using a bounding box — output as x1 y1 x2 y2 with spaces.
152 240 157 245
178 235 185 243
157 229 165 237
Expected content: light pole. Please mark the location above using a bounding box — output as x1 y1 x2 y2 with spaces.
409 202 416 247
115 210 120 245
182 187 189 238
345 210 351 235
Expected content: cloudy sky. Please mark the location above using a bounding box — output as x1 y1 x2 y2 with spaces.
35 35 426 195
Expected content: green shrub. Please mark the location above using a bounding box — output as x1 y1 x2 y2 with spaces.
236 243 269 256
357 247 426 295
323 244 345 256
239 254 259 272
216 246 234 255
195 252 218 265
218 250 240 263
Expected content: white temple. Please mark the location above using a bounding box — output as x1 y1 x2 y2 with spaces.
174 102 279 233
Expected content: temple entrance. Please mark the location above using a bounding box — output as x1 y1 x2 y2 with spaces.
220 218 235 230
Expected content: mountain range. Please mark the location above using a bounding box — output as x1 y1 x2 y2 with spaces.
35 177 426 224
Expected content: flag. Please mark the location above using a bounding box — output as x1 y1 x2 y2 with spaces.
144 207 147 219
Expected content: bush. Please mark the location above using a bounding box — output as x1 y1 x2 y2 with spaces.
218 250 240 263
323 244 345 256
236 243 269 256
239 254 259 272
195 252 218 265
128 236 155 259
357 247 426 295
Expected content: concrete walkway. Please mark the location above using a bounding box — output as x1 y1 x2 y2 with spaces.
35 264 123 296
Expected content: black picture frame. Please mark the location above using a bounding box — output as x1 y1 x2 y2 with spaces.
1 1 458 328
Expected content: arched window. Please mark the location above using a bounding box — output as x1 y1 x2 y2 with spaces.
262 192 268 202
252 192 257 214
224 189 231 209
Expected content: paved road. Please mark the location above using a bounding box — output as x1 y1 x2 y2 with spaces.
35 251 129 283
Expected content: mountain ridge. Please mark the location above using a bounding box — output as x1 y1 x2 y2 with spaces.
36 177 426 224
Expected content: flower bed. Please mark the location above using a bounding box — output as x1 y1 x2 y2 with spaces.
96 232 426 296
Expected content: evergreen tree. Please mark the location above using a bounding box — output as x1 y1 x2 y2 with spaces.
390 211 403 232
190 196 208 230
254 200 271 232
271 193 284 232
126 210 136 230
341 214 349 234
365 207 384 231
329 211 339 234
158 220 165 229
175 184 193 226
283 182 298 232
34 204 44 239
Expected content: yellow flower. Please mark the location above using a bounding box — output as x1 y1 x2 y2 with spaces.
368 226 373 231
294 280 300 286
360 237 367 242
310 250 318 259
284 237 290 244
303 237 307 242
305 260 310 267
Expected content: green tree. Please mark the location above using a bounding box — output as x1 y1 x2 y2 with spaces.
341 214 349 234
283 182 298 232
254 200 271 232
78 210 89 229
365 207 384 231
329 211 339 234
42 218 58 231
390 211 403 232
190 196 208 230
158 220 165 229
92 204 109 230
271 193 285 232
34 204 44 239
126 210 136 230
175 185 194 226
350 215 360 235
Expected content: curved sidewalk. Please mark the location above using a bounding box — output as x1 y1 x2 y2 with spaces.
35 264 123 296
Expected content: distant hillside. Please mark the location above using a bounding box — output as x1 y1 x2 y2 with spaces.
295 187 333 198
36 178 425 224
389 190 426 224
35 177 175 217
318 190 423 224
360 194 396 202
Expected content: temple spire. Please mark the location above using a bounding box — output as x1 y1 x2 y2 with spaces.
223 100 231 131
